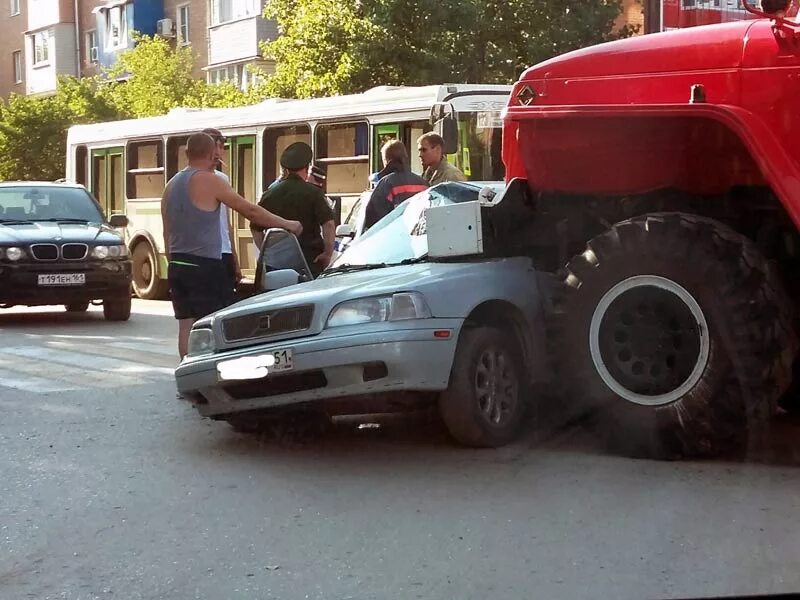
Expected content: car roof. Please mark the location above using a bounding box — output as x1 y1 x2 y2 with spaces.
0 180 85 189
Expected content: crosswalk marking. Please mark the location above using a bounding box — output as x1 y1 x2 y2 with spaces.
0 342 177 394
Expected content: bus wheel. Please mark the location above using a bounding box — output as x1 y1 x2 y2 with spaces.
551 213 796 459
132 242 168 300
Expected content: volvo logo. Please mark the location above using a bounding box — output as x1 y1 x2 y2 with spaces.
258 315 272 330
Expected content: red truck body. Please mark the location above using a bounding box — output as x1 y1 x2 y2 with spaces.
499 10 800 459
502 19 800 228
661 0 798 29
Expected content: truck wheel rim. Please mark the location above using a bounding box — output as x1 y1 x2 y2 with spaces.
589 275 709 407
475 347 518 425
134 255 152 291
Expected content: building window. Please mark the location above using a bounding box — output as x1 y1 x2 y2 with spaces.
10 0 19 16
32 30 49 65
207 63 260 91
211 0 259 25
86 30 98 63
12 51 21 83
106 5 128 50
177 5 190 45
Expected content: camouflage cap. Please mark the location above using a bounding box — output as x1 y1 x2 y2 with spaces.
280 142 313 170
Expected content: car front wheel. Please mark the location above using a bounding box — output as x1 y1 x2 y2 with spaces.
103 294 132 322
439 326 527 448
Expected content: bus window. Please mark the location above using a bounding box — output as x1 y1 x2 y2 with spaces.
373 124 400 172
458 111 505 181
315 122 370 196
75 145 87 186
166 136 190 178
127 140 165 200
263 125 311 186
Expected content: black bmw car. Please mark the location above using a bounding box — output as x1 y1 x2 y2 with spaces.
0 181 132 321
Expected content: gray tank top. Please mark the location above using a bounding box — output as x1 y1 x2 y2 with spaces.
166 167 222 259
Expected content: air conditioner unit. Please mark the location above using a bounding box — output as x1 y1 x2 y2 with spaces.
156 18 174 38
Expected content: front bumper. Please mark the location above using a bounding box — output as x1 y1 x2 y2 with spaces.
0 260 131 305
175 319 463 417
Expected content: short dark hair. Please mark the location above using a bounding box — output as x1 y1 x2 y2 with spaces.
381 139 408 165
186 133 216 159
418 132 444 149
202 128 226 144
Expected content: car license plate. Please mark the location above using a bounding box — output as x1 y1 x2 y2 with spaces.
217 349 294 382
37 273 85 286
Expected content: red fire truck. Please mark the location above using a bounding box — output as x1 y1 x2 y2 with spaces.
658 0 798 29
502 0 800 459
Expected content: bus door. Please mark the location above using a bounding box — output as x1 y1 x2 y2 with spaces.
372 121 433 177
91 147 125 218
226 136 257 279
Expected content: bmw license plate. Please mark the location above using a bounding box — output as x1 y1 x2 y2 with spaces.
37 273 85 286
217 349 294 382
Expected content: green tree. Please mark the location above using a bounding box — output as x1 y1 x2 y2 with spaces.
262 0 638 98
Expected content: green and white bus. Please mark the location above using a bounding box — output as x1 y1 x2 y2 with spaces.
65 84 510 299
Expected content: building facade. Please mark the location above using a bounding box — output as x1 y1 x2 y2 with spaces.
0 0 279 98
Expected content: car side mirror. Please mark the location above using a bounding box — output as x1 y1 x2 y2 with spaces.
255 228 314 292
263 269 301 291
335 223 354 238
109 214 129 228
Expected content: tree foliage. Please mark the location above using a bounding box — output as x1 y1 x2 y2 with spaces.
0 35 257 180
262 0 639 98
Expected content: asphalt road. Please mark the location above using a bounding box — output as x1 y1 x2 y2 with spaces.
1 301 800 600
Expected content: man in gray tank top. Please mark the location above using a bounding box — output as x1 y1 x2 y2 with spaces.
161 132 302 359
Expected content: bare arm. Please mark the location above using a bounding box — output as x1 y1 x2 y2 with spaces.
208 175 302 235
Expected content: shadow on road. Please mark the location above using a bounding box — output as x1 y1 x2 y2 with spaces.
0 307 174 331
185 406 800 470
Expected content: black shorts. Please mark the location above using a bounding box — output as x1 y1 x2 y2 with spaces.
168 253 230 320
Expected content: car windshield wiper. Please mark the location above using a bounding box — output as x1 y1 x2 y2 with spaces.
320 262 389 277
32 218 93 223
390 255 428 266
0 218 34 224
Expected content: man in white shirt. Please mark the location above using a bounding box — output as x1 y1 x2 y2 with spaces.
203 128 240 304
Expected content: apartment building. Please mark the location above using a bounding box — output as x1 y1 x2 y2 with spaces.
0 0 27 98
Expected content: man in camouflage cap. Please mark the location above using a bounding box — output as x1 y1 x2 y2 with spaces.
251 142 336 277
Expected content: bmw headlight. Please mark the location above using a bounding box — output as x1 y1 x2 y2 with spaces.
187 328 215 356
92 245 109 259
5 247 24 261
326 292 432 328
93 244 128 259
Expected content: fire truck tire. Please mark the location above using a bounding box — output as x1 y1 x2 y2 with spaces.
551 212 796 459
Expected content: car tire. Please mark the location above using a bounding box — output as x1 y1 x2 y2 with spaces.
132 242 168 300
550 212 796 459
439 326 527 448
65 301 89 312
103 294 132 322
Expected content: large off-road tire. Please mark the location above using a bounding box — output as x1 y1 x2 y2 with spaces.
132 242 168 300
550 213 796 459
103 294 132 322
439 326 527 448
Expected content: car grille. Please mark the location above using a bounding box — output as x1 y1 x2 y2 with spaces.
222 370 328 400
30 244 58 260
222 305 314 343
62 243 88 260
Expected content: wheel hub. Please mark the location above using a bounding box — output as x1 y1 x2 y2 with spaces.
589 275 709 407
475 348 518 426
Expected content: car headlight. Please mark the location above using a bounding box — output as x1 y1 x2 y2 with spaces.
187 328 215 356
107 244 127 258
5 247 24 261
326 292 431 328
92 245 109 259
